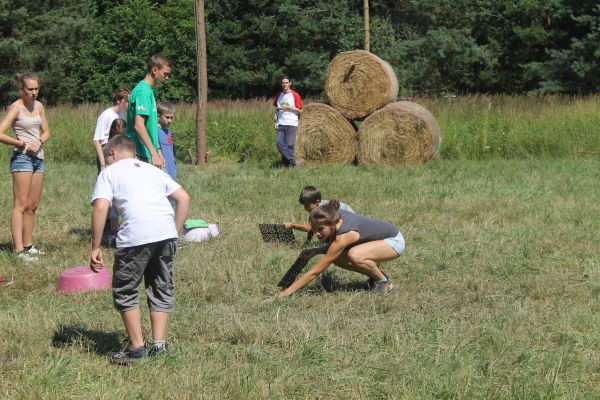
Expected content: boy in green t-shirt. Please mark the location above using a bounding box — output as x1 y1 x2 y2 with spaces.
126 54 172 168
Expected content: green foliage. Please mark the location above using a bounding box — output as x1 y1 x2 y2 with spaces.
75 0 165 103
205 0 364 98
396 28 493 95
0 0 97 106
533 3 600 93
3 0 600 102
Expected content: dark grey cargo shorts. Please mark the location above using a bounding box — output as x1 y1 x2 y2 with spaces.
112 239 177 312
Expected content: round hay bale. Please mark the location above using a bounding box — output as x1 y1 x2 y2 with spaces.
324 50 399 120
295 103 357 165
357 101 442 165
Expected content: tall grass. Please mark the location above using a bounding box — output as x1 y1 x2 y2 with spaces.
420 95 600 159
1 96 599 164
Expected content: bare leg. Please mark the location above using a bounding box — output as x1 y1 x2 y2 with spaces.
120 309 145 348
22 172 44 248
11 172 33 253
334 241 400 280
150 311 169 342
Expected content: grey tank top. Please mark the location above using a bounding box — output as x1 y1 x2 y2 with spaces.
13 103 44 160
337 210 399 245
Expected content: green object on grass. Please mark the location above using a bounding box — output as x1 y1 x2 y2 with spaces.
184 219 209 229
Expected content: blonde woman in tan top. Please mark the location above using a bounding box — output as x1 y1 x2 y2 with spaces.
0 73 50 261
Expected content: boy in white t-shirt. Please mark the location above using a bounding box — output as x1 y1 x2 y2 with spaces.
90 135 190 365
273 76 303 167
92 88 130 174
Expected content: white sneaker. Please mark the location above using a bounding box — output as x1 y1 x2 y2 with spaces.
17 251 39 262
26 245 45 256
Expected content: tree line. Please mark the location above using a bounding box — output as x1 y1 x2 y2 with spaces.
1 0 599 106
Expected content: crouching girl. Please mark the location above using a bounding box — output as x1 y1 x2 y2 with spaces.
277 200 405 297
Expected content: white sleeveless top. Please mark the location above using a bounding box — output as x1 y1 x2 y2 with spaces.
12 102 44 160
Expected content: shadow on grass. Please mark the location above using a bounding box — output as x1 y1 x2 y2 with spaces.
68 227 115 247
52 324 121 356
68 227 91 241
318 271 370 293
0 242 14 252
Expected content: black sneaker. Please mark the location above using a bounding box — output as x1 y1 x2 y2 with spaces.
110 345 146 365
371 278 393 294
367 272 388 290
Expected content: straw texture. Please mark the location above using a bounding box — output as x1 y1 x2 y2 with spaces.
324 50 399 120
295 103 357 165
357 101 442 165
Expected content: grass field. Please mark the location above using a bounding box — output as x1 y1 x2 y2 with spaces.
0 156 599 398
2 95 600 165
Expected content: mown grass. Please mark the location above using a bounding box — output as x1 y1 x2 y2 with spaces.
1 96 599 165
0 157 599 398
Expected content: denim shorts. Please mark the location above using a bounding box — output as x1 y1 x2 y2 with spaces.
384 231 405 255
10 152 45 173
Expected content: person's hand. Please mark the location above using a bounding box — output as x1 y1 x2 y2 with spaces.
283 223 292 229
299 248 317 261
90 248 104 273
151 153 164 169
26 139 42 153
274 122 278 130
276 290 291 298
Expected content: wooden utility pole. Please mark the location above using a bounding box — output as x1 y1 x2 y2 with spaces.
194 0 208 165
363 0 370 52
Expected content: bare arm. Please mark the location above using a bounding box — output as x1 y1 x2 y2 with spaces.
277 231 359 297
168 188 191 234
38 103 50 143
134 114 163 168
283 222 312 232
93 140 106 169
0 105 26 147
90 198 110 272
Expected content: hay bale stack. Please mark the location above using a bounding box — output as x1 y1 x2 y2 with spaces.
357 101 442 165
295 103 357 165
324 50 399 120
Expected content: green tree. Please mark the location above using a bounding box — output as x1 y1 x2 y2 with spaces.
0 0 96 106
533 2 600 93
75 0 165 103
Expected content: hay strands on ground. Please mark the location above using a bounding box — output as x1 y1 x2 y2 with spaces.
324 50 398 120
295 103 357 165
259 224 295 243
357 101 442 165
576 150 600 155
277 255 309 289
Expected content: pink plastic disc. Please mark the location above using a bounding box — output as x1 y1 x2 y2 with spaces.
57 265 112 294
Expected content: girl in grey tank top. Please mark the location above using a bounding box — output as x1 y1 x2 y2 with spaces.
12 103 44 159
0 72 50 261
277 200 405 298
